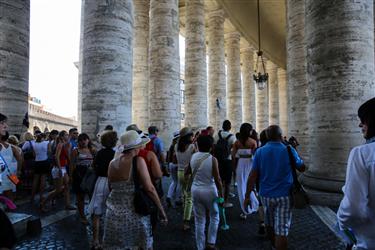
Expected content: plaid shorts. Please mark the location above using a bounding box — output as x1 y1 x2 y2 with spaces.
260 196 292 236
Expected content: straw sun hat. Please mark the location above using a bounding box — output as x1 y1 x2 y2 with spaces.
119 130 150 151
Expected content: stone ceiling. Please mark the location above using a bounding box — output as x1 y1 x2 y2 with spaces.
179 0 286 69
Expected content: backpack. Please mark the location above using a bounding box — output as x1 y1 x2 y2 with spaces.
213 131 233 161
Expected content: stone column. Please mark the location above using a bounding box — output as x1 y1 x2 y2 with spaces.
149 0 180 146
225 32 242 132
81 0 133 138
207 9 226 130
267 60 279 125
304 0 375 196
0 0 30 134
277 68 288 136
255 58 269 131
77 0 85 132
184 0 207 129
241 47 256 127
286 0 309 161
132 0 150 131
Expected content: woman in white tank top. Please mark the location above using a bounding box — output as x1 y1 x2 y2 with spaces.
187 135 223 250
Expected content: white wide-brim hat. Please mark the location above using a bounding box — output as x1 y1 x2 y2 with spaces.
119 130 150 151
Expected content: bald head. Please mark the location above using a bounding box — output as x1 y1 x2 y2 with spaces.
266 125 283 141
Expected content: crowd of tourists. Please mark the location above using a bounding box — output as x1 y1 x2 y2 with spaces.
0 96 374 250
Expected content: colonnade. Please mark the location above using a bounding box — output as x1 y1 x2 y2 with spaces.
1 0 374 204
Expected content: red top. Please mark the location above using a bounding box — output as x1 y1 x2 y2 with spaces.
138 149 153 178
59 144 69 167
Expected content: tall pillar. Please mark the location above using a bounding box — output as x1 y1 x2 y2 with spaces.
81 0 133 138
267 61 279 125
0 0 30 134
303 0 375 196
225 32 242 132
286 0 309 161
207 9 226 130
149 0 180 146
132 0 150 131
184 0 207 129
255 58 268 131
241 47 256 127
77 0 85 132
277 68 288 136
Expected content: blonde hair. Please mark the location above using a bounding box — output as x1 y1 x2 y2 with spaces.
23 132 34 141
8 135 19 145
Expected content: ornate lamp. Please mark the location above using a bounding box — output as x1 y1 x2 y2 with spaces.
253 0 268 90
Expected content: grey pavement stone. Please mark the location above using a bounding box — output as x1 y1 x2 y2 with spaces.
15 180 345 249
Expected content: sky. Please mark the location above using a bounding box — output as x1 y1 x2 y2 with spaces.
29 1 185 120
29 0 81 119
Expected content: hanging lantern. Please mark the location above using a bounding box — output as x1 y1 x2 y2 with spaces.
253 0 268 90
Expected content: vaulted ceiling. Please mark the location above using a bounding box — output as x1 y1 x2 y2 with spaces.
179 0 287 69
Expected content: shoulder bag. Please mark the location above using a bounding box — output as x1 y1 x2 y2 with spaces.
186 154 210 193
287 146 309 209
132 156 157 216
23 141 35 160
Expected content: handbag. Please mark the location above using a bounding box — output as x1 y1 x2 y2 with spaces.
0 154 20 185
287 146 309 209
80 166 97 195
23 141 35 160
185 154 210 193
132 156 157 216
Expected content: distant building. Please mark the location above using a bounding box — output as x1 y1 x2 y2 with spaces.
28 96 78 133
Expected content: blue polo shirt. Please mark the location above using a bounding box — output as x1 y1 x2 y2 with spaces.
149 134 164 160
252 142 304 198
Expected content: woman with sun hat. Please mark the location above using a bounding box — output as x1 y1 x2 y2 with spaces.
103 130 167 250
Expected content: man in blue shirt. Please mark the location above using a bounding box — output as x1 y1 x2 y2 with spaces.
244 125 305 250
68 128 78 150
148 126 168 176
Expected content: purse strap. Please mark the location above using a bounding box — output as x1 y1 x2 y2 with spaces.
190 154 210 182
0 153 11 175
132 156 141 192
286 146 302 189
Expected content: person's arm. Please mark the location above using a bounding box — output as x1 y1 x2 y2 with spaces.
244 169 258 209
137 157 168 223
11 145 22 174
212 157 223 198
185 163 192 176
337 147 370 230
231 141 238 170
290 147 306 172
55 143 62 168
70 148 78 174
148 151 162 179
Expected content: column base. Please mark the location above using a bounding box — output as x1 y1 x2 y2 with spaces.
303 186 343 207
301 172 344 193
300 173 344 207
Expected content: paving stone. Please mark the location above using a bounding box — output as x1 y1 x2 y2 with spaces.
15 182 345 249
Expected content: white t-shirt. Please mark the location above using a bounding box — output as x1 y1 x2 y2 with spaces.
33 141 49 161
214 130 236 160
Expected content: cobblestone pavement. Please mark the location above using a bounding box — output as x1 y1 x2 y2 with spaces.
14 180 346 249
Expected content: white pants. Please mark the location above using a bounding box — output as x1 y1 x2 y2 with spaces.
192 186 220 250
167 163 181 201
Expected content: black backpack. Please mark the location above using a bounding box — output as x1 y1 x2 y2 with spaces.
213 131 233 161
